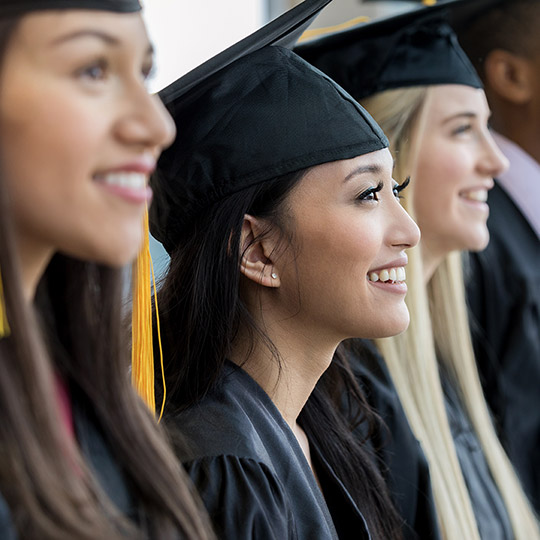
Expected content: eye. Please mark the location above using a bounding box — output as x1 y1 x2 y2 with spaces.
142 61 155 82
76 59 108 82
356 181 383 203
452 124 473 136
393 176 410 199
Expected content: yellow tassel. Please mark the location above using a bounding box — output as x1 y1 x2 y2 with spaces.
131 205 166 420
0 270 9 339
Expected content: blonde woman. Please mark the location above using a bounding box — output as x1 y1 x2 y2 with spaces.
297 6 540 540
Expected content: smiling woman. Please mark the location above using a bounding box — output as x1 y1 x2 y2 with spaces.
0 2 211 539
146 1 420 538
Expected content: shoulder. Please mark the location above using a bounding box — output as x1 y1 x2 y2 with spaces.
185 454 294 540
171 364 289 464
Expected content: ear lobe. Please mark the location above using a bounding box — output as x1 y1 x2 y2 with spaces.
485 49 534 104
239 215 281 288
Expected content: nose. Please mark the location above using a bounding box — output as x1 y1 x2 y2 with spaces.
116 84 176 153
478 131 509 178
389 197 421 250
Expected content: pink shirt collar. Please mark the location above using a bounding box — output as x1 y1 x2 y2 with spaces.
54 373 75 439
492 131 540 239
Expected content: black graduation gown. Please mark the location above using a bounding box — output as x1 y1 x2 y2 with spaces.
345 340 441 540
467 182 540 510
440 368 513 539
0 397 136 539
171 361 371 540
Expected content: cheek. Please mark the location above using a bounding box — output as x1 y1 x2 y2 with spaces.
413 145 465 223
294 216 380 288
1 81 103 183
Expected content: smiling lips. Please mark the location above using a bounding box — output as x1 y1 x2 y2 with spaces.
96 171 147 190
367 266 406 284
459 188 489 203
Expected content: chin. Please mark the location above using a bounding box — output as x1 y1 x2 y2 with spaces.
67 241 142 268
462 229 490 253
357 309 410 339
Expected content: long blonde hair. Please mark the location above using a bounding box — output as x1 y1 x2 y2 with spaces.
363 86 539 540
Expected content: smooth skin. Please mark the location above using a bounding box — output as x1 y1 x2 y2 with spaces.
412 85 508 280
0 11 176 300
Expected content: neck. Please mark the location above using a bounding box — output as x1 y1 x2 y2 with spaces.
230 318 336 430
420 242 442 284
15 234 54 302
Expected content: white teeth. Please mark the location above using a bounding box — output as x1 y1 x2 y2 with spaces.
462 189 488 202
99 172 146 189
367 266 407 283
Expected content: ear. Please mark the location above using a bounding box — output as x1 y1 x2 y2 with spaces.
484 49 535 104
239 214 281 288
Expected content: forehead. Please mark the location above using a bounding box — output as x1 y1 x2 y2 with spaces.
424 84 489 119
10 9 148 49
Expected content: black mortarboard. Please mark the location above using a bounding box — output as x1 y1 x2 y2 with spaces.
294 0 482 101
150 0 388 253
0 0 140 16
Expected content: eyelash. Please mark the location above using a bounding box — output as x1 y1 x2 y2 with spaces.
356 177 410 202
394 176 410 199
452 124 473 136
76 59 155 84
356 181 383 202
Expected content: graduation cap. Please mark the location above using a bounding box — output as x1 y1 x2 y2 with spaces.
150 0 388 253
294 0 483 101
0 0 140 15
132 0 390 414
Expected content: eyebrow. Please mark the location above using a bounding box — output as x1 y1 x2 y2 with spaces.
344 163 390 183
442 112 477 124
50 29 154 55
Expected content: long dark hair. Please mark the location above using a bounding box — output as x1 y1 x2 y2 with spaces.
0 16 212 539
155 168 404 539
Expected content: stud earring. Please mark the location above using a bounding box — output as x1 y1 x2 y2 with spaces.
271 272 277 279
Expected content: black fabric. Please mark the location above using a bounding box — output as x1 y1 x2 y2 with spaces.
73 398 136 522
0 494 16 540
346 340 441 540
0 398 136 539
440 366 513 539
172 361 371 540
151 45 387 253
467 182 540 511
295 9 482 100
0 0 140 15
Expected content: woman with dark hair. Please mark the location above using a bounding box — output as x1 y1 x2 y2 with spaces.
148 2 420 538
0 1 212 538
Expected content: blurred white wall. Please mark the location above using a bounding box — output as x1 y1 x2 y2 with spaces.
142 0 265 93
141 0 265 274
